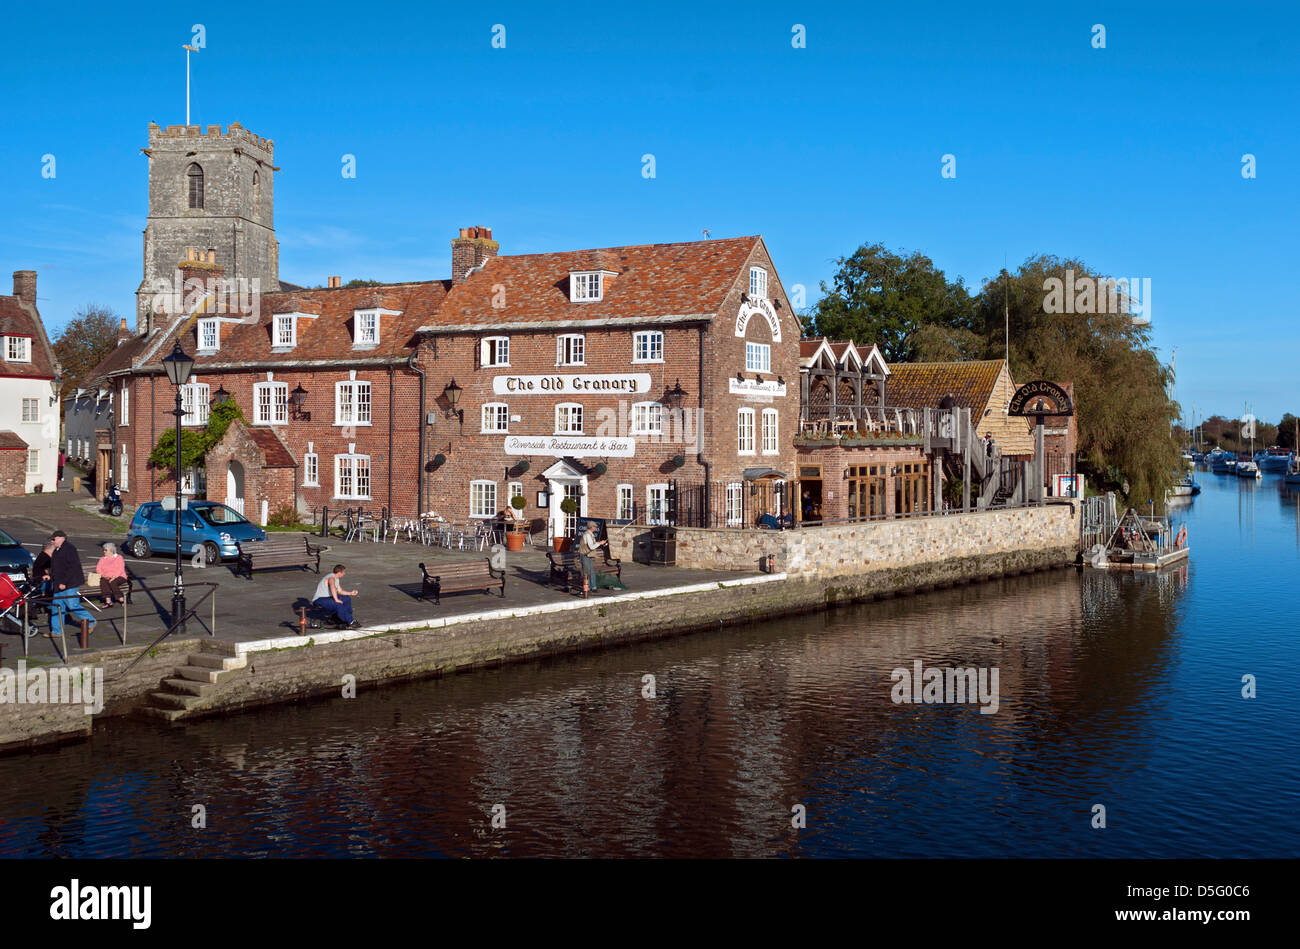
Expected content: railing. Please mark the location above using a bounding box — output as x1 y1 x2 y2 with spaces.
225 496 245 515
798 404 926 438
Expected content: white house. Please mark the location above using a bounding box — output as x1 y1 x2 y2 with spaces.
0 270 62 495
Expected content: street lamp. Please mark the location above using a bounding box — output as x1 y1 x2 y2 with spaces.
162 341 195 633
442 379 464 427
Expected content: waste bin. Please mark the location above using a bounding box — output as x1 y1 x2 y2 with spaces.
649 525 677 566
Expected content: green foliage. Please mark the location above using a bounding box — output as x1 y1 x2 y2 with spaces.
813 246 1182 504
149 399 246 475
343 279 383 288
267 504 301 527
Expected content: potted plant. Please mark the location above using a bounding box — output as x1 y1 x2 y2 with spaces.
505 495 528 551
555 497 578 551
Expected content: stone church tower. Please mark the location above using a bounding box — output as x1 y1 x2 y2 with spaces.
135 122 280 334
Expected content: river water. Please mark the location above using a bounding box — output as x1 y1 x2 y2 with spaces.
1 471 1297 858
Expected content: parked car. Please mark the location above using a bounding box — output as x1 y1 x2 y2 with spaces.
0 527 35 581
125 501 266 564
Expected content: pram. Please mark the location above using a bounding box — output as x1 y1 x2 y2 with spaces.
0 573 41 638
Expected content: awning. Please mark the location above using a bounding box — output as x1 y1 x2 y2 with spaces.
743 467 788 480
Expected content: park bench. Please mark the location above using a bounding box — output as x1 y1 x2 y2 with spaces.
547 549 622 597
236 536 324 579
418 560 505 605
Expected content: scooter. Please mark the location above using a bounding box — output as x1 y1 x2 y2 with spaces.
102 484 123 518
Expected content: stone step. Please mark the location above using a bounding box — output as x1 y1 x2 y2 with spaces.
173 665 222 684
149 691 204 711
187 653 247 672
134 705 187 723
160 677 214 697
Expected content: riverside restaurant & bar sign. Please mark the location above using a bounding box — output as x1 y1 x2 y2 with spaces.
503 435 637 458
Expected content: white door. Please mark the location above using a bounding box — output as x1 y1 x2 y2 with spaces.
547 479 586 540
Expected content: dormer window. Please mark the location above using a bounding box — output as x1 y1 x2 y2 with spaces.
197 318 219 352
274 313 297 348
749 266 768 300
5 336 32 362
354 309 381 347
570 271 605 302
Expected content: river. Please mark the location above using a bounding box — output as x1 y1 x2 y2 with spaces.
1 470 1297 858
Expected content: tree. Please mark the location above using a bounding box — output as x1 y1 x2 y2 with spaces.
803 244 976 362
54 304 122 397
1277 414 1299 451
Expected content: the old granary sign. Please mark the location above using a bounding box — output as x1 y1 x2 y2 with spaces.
734 298 782 342
493 373 653 396
1008 380 1074 417
504 435 636 458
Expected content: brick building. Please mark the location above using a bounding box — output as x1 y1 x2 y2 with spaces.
0 270 62 495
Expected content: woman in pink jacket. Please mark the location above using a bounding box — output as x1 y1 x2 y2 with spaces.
97 542 128 605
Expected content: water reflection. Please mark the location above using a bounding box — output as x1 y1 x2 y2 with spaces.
0 473 1296 858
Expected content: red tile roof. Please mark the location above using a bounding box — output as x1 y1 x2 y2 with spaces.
0 431 29 450
0 294 59 379
423 236 760 331
246 427 296 468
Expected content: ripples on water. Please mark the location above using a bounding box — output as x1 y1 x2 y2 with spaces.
1 474 1297 858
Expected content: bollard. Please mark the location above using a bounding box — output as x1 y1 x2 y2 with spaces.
78 619 90 649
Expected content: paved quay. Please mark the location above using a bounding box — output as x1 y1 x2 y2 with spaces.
0 484 751 668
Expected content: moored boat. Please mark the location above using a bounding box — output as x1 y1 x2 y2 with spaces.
1259 449 1293 473
1169 473 1201 496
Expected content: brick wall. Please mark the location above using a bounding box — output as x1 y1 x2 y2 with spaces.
0 450 26 497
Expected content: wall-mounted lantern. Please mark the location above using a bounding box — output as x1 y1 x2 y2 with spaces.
442 379 464 427
289 383 311 421
665 379 687 407
211 384 231 407
50 376 63 406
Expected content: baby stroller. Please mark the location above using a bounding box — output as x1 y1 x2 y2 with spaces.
0 573 41 638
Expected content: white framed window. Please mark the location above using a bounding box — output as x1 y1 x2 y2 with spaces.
508 481 524 503
569 272 604 302
5 336 31 362
556 334 585 366
26 449 40 475
119 445 129 491
617 484 634 521
761 408 779 454
335 381 372 426
354 309 380 346
180 382 210 426
470 480 498 518
180 467 196 495
66 437 72 455
334 453 371 499
481 336 510 367
726 482 744 527
21 398 39 423
632 401 663 436
274 314 296 348
119 383 129 426
303 452 319 487
198 318 219 351
647 484 669 526
737 407 756 454
481 402 510 433
745 342 771 373
633 331 663 363
254 381 288 425
749 266 768 300
555 402 584 434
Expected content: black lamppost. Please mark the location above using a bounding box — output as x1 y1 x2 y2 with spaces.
162 342 195 632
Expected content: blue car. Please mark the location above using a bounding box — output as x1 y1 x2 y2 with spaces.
126 501 266 565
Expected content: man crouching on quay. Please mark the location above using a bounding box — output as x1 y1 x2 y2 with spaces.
312 565 361 630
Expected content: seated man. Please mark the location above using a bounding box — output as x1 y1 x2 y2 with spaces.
312 564 360 629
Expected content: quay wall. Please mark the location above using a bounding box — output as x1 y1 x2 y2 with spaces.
609 502 1079 577
1 504 1080 753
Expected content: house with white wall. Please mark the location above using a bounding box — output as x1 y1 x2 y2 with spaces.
0 270 63 495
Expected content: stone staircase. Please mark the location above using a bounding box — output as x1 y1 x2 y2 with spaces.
136 652 247 723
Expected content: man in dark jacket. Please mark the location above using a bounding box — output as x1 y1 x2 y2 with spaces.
48 531 94 640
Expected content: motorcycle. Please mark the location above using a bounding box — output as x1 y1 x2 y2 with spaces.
102 484 123 518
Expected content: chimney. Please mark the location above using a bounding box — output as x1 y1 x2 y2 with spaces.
117 317 131 346
12 270 36 306
450 226 498 282
328 276 341 289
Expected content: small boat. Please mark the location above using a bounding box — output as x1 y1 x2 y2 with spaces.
1236 459 1261 479
1259 449 1293 473
1169 473 1201 496
1285 459 1300 487
1210 451 1235 474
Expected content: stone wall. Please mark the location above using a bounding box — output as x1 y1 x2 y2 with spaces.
609 502 1080 576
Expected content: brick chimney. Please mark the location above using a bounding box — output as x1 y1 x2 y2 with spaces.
451 226 498 282
117 317 132 346
12 270 36 306
328 276 341 289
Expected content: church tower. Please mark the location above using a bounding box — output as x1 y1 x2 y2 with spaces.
135 122 280 334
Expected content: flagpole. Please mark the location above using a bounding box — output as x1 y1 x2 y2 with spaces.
184 44 199 124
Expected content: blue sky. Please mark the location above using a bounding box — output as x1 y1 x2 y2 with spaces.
1 1 1296 420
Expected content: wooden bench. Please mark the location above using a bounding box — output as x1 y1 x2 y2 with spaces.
236 536 324 579
418 560 505 604
547 549 622 597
